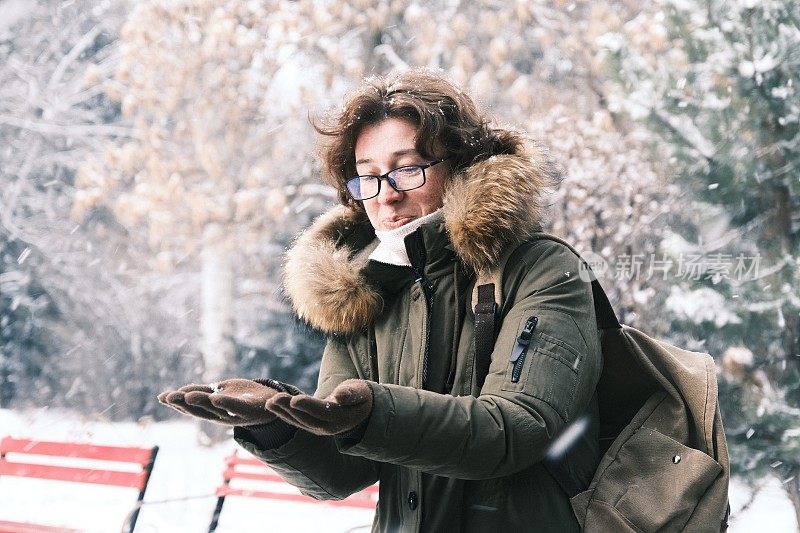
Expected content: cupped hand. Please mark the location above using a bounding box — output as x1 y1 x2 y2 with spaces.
158 378 284 426
265 379 373 436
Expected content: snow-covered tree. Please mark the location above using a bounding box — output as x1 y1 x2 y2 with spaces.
0 0 207 417
595 0 800 521
75 0 348 381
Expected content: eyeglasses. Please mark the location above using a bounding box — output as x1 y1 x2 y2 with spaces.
345 159 448 201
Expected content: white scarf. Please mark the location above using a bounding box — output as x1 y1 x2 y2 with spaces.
369 209 444 266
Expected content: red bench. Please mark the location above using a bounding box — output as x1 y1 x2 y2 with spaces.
208 451 378 532
0 437 159 533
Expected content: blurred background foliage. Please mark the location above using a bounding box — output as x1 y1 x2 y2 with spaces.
0 0 797 521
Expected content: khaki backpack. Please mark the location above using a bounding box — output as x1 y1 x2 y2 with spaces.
472 233 730 532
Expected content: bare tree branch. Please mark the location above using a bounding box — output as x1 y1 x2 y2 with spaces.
0 114 132 137
49 24 103 89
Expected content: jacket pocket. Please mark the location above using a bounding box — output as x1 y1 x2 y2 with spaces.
500 310 584 423
604 428 723 532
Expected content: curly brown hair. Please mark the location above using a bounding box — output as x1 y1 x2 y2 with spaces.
313 68 524 210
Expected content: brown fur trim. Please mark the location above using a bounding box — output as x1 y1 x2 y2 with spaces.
443 143 561 274
283 206 383 334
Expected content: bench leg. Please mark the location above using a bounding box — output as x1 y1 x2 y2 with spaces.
207 496 226 533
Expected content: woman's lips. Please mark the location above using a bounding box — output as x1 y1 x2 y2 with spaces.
382 216 415 229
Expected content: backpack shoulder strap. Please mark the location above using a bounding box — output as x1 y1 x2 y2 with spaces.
472 245 518 389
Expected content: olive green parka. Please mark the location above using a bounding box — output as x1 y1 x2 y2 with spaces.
236 145 602 532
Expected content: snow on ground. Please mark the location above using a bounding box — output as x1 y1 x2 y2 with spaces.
0 408 373 533
0 407 796 532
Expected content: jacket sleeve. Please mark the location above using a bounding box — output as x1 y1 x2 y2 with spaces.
338 240 602 480
234 336 380 500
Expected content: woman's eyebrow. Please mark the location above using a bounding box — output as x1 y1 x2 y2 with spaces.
355 149 419 166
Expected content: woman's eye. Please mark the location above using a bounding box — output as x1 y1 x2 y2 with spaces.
395 166 419 175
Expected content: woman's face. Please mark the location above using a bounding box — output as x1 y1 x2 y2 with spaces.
354 117 449 231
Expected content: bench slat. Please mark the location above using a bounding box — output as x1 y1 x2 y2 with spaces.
225 455 379 494
0 459 147 489
0 437 158 533
0 519 80 533
226 454 266 467
222 467 285 483
219 453 378 506
0 437 154 465
215 486 377 509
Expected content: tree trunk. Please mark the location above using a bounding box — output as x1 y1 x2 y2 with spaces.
200 222 234 382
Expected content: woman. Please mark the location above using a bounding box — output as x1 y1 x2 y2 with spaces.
159 69 602 532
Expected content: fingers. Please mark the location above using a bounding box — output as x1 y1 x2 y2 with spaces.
209 393 256 414
264 393 299 422
157 390 186 415
268 401 331 435
171 391 234 422
157 385 213 408
289 394 340 420
181 402 236 423
164 391 216 417
184 391 232 418
331 380 371 407
266 393 323 428
266 392 369 436
161 391 192 409
265 393 363 436
157 385 240 425
161 395 234 424
177 383 215 394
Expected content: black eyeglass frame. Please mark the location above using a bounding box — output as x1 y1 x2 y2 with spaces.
345 158 449 201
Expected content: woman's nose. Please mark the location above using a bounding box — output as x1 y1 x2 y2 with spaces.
376 179 403 204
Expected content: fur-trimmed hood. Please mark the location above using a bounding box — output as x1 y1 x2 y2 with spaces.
283 143 562 334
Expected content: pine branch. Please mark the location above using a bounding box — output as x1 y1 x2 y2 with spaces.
650 107 718 164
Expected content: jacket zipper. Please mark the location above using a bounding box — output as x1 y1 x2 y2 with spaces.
407 231 435 390
413 266 435 390
510 316 538 383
